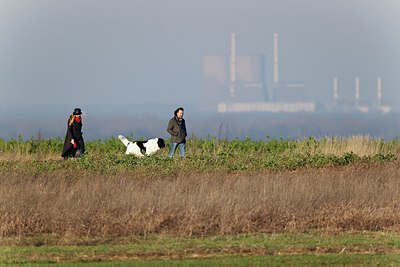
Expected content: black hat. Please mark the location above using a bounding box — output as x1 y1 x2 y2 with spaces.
73 108 82 115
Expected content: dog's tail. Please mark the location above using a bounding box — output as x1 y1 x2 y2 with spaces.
118 135 130 147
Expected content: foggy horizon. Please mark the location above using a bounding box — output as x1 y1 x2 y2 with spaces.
1 0 400 140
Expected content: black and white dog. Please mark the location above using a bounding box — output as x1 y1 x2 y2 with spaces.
118 135 166 157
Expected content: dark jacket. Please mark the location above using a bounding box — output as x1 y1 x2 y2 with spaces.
167 116 187 143
61 118 85 158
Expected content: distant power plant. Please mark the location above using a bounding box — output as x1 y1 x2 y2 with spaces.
326 76 391 114
200 33 314 113
200 33 391 113
201 35 268 111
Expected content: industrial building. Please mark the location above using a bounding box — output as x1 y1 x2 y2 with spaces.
200 33 315 113
327 76 391 114
200 33 391 114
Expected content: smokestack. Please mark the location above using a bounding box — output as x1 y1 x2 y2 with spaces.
229 33 237 98
333 77 338 105
355 77 360 106
377 77 382 106
273 33 279 84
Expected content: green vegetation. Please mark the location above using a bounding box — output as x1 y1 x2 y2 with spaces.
0 136 397 173
2 232 400 266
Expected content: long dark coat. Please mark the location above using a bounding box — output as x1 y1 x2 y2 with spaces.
61 118 85 158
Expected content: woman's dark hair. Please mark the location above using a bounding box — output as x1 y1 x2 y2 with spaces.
174 107 184 116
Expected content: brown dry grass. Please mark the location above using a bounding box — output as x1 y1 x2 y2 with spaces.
1 159 400 241
316 135 399 156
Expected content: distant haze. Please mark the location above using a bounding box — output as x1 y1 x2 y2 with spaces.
0 0 400 139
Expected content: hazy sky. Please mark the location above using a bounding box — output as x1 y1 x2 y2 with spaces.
1 0 400 113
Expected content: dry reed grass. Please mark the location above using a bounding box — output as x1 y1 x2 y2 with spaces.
1 159 400 241
314 135 399 157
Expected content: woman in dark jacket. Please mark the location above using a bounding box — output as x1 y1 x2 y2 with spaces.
61 108 85 159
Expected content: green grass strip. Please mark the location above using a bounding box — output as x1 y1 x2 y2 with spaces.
2 232 400 265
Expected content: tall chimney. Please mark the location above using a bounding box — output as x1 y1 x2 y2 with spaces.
229 33 237 98
377 77 382 106
273 33 279 84
333 77 338 105
355 77 360 106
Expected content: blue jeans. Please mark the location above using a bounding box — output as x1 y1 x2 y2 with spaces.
168 142 185 158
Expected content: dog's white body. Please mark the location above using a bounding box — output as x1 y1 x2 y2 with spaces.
118 135 165 157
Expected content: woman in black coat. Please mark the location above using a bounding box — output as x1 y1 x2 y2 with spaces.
61 108 85 159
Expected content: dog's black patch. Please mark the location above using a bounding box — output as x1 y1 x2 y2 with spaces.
158 138 166 148
136 141 147 155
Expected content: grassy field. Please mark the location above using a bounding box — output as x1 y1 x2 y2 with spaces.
2 232 400 266
0 135 397 171
1 136 400 265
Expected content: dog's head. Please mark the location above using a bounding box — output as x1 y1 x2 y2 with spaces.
157 138 166 149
